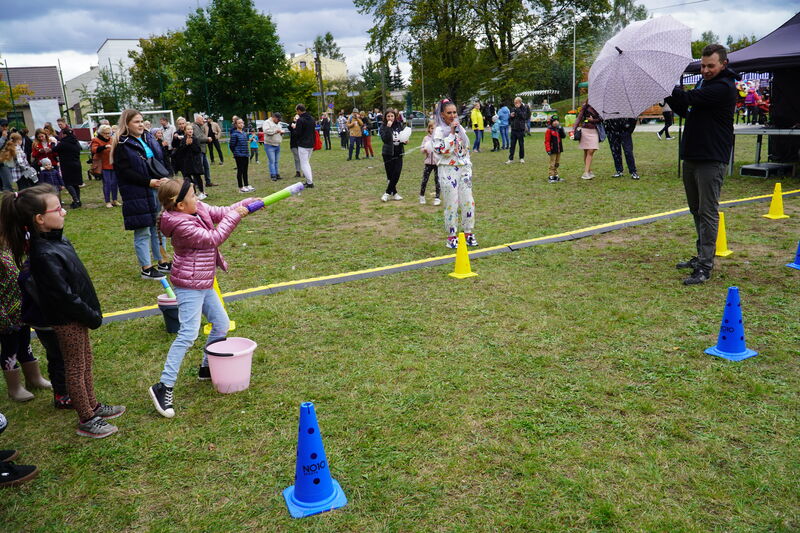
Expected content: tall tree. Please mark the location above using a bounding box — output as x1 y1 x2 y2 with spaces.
128 33 188 111
167 0 291 118
391 65 404 89
78 60 147 113
691 30 720 58
726 34 757 52
313 32 346 61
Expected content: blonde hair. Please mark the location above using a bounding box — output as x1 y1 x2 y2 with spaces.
0 133 21 163
156 178 187 241
110 109 142 164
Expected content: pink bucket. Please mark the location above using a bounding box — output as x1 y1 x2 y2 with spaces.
204 337 257 394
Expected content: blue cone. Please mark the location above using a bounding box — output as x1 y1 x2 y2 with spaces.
786 241 800 270
705 286 758 361
283 402 347 518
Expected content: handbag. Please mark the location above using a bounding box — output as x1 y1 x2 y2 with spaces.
143 155 169 179
313 130 322 151
597 122 607 143
91 155 103 177
573 128 582 141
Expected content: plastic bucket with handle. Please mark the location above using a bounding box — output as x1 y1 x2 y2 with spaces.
204 337 257 393
157 294 180 333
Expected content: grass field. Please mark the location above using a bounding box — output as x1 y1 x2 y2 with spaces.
2 131 799 531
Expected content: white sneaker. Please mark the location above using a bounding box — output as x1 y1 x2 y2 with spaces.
197 192 207 200
433 197 441 206
588 171 595 178
419 195 426 205
247 185 256 192
393 193 403 201
505 160 513 165
240 187 248 193
519 159 525 164
381 193 390 202
581 173 593 180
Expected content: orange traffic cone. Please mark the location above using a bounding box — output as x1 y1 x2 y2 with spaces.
449 232 477 279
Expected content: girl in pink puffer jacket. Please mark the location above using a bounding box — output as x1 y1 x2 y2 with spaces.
148 178 258 418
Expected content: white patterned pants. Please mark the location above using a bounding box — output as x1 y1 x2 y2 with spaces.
439 163 475 237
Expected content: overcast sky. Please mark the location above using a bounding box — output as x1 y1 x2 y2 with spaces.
1 0 797 81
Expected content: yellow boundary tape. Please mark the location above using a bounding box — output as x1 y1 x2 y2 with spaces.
103 188 799 319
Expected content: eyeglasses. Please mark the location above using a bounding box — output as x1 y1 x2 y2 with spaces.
43 205 66 214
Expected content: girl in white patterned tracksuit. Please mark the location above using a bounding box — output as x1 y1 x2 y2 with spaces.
425 99 477 249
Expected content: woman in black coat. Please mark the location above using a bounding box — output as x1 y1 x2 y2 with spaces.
53 129 83 208
379 109 406 202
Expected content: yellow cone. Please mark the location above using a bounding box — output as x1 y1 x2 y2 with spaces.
449 232 477 279
763 182 790 219
203 277 237 335
715 211 733 257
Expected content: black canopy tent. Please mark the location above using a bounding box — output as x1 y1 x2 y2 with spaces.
686 12 800 162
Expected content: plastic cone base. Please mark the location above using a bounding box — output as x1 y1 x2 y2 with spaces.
283 478 348 518
705 345 758 361
449 271 478 279
716 249 733 257
204 320 236 335
787 262 800 271
763 213 789 220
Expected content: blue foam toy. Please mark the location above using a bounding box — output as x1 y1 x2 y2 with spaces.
786 241 800 270
283 402 347 518
705 286 758 361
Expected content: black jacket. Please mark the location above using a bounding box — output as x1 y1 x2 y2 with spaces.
294 112 316 149
509 105 530 132
666 68 739 163
114 132 165 230
53 134 83 186
380 122 404 157
29 230 102 329
320 117 331 133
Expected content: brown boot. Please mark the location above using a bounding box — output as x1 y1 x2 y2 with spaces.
21 360 51 389
4 368 34 402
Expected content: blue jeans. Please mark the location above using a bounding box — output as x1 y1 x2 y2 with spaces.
160 287 229 387
202 152 211 185
499 125 509 148
133 224 163 267
472 130 483 151
265 144 281 176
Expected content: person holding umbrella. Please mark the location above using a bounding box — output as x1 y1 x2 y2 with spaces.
666 43 739 285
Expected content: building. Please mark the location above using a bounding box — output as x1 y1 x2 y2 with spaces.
0 66 66 130
288 49 348 81
97 39 141 71
64 66 100 124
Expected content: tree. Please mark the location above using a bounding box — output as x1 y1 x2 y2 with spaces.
726 34 757 52
0 80 33 121
313 32 345 61
360 58 383 90
128 33 189 112
390 65 405 90
77 60 148 113
691 30 720 58
159 0 291 119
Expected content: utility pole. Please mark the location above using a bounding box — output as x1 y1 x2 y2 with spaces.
379 45 387 111
3 60 18 126
58 59 70 124
108 58 120 111
420 52 425 114
314 49 324 116
572 15 577 111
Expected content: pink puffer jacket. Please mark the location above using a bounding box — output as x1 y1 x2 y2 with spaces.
159 199 255 290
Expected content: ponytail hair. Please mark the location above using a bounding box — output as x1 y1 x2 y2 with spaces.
0 184 59 267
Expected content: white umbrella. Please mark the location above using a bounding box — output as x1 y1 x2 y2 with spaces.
588 15 692 119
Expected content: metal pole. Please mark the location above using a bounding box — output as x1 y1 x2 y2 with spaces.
572 17 576 111
108 58 120 111
3 60 18 123
420 53 425 114
379 46 387 111
201 56 210 115
58 59 70 123
314 51 324 117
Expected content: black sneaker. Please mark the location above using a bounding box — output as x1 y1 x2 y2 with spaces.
271 175 278 181
683 267 711 285
295 171 301 178
631 173 640 180
0 461 38 487
305 182 315 189
156 262 172 274
275 174 282 180
198 366 211 381
141 267 166 280
676 256 699 270
149 382 175 418
612 171 623 178
0 450 19 462
53 393 73 409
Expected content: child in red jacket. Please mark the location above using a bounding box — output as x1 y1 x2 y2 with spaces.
544 116 566 183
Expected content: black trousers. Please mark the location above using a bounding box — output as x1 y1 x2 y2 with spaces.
683 160 725 270
383 154 403 195
234 156 250 188
607 130 637 173
339 131 348 148
208 138 224 163
659 112 673 137
34 328 67 396
186 173 204 193
323 131 331 149
509 130 525 160
420 164 440 197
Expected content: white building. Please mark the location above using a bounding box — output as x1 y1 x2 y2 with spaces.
97 39 142 71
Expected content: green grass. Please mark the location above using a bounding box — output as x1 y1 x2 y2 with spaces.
2 133 799 531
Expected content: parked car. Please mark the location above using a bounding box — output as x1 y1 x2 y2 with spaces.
406 110 429 128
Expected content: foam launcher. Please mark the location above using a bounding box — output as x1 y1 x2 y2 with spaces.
246 182 305 213
159 278 176 299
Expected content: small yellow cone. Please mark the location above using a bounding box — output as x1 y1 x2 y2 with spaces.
449 232 477 279
763 182 790 220
203 277 237 335
715 211 733 257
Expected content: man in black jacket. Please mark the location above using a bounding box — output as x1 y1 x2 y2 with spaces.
292 104 316 188
506 97 530 164
666 44 738 285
